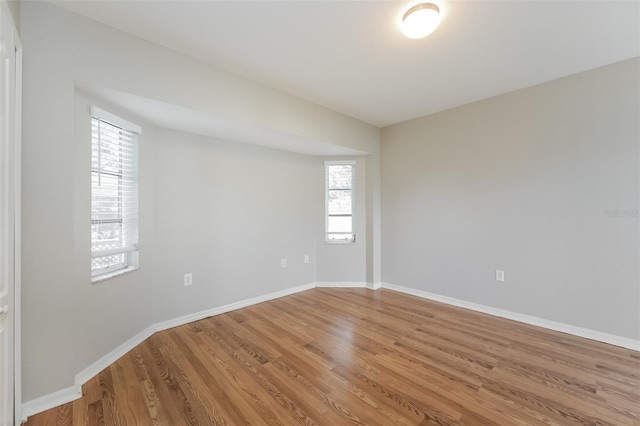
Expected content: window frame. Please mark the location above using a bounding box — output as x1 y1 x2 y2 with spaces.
324 160 356 244
90 106 141 282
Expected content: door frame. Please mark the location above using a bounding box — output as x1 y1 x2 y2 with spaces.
13 24 22 426
0 1 21 422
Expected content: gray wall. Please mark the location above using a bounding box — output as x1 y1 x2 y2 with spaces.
7 0 18 31
21 1 379 402
381 58 640 340
151 129 319 323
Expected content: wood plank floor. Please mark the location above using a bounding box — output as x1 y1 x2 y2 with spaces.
26 288 640 425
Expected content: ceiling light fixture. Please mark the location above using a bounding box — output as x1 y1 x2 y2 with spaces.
401 3 441 39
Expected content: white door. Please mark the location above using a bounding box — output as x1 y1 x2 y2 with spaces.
0 2 19 424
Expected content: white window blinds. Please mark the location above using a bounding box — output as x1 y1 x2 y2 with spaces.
91 108 140 279
325 160 355 243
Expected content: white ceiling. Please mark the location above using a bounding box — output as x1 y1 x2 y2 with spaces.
51 0 639 128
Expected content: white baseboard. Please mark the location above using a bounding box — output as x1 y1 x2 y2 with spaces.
315 282 367 288
154 282 316 332
21 282 316 420
313 281 381 290
75 326 156 386
314 282 381 290
382 282 640 351
21 385 82 421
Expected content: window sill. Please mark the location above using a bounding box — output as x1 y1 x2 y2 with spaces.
92 266 138 284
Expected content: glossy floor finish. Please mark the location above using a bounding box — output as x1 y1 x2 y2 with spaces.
26 288 640 425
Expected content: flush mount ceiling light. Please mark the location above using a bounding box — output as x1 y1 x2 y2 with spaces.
401 3 441 39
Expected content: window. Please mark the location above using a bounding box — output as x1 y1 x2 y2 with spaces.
325 160 355 243
91 107 140 281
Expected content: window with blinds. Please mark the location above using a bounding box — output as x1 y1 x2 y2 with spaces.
91 107 140 280
325 160 356 243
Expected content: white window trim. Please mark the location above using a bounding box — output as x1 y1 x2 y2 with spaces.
90 106 142 134
90 245 139 280
324 160 356 244
91 265 138 284
90 108 140 283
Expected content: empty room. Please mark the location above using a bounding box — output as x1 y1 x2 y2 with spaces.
0 0 637 424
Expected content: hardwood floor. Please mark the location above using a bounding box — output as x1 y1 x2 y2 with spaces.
25 288 640 425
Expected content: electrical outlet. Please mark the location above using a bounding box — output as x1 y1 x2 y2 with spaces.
495 270 505 282
281 259 287 268
304 255 309 264
184 273 193 286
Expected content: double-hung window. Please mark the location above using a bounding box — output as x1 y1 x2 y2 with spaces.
325 160 355 243
90 107 140 281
